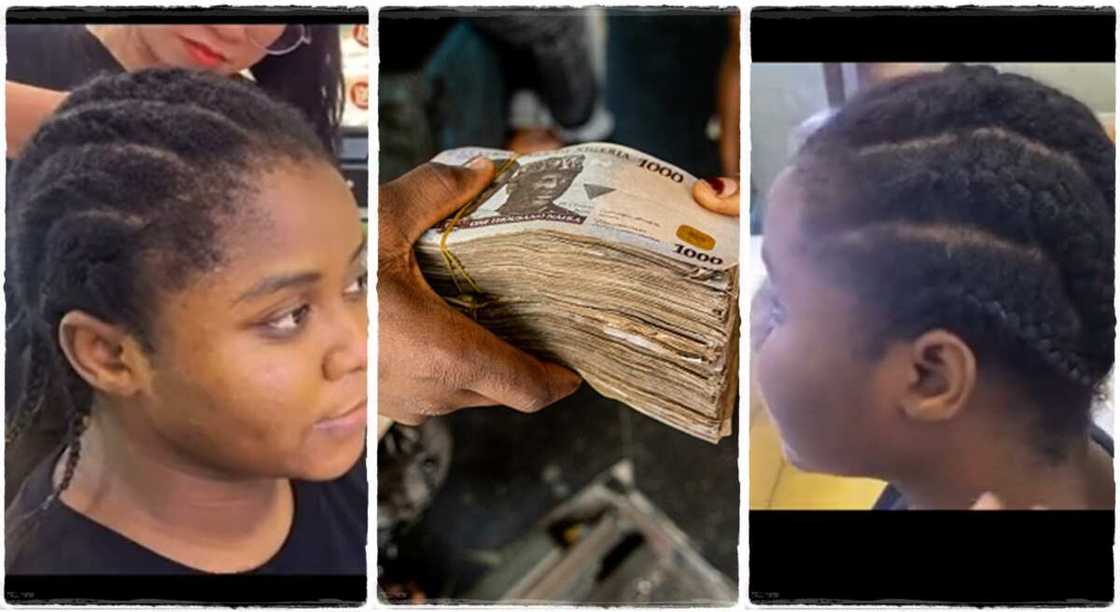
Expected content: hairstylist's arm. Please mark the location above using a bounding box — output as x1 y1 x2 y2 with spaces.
378 158 583 428
7 81 68 159
691 14 741 218
718 14 740 178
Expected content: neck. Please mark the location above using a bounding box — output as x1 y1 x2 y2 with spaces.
85 25 159 71
889 429 1111 510
58 408 291 546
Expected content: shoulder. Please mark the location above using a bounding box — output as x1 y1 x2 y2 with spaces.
5 453 81 574
275 453 366 574
1090 423 1114 457
6 452 191 576
872 484 906 510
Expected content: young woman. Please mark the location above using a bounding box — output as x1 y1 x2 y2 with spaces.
5 68 367 574
752 64 1115 510
6 23 347 500
7 24 344 156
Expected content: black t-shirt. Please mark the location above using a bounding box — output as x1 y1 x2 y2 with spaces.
873 424 1115 510
7 24 125 89
6 449 367 575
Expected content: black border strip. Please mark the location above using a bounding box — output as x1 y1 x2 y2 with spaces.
5 574 367 605
749 510 1115 605
381 6 738 20
752 7 1115 62
8 6 368 24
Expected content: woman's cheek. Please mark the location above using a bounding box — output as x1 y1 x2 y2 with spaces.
754 328 791 424
755 325 816 456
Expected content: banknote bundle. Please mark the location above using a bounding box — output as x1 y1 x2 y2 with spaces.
416 143 739 443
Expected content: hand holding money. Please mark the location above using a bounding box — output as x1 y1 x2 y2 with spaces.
418 144 740 442
378 160 583 426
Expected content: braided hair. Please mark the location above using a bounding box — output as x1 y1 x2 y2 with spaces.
5 68 333 517
793 64 1114 460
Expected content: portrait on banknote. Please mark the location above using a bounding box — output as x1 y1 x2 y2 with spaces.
496 155 586 217
453 154 590 228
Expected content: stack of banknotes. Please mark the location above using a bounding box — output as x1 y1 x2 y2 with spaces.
416 143 739 443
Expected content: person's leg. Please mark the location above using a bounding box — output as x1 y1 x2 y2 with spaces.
423 22 508 151
378 22 509 184
378 72 436 184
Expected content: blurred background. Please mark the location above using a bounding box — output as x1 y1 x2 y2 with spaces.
339 24 369 219
748 62 1116 510
377 7 740 605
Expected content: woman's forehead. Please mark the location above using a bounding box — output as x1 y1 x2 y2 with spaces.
186 161 361 292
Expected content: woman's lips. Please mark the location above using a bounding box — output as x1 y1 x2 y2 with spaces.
315 399 367 433
181 38 226 68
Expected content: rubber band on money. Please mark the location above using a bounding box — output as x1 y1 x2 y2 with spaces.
438 154 521 318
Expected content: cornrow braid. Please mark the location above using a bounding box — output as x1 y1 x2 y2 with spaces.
5 68 334 519
794 64 1114 459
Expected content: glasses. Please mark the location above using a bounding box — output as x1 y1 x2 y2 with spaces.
247 25 312 56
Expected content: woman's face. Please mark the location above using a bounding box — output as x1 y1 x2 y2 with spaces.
753 167 903 477
137 158 367 481
135 25 287 75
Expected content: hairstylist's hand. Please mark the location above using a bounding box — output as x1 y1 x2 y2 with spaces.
695 15 741 218
378 158 583 426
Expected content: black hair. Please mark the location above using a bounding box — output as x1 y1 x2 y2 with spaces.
250 24 345 154
793 64 1114 460
4 68 333 524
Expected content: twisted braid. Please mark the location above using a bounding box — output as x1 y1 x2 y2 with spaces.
5 69 332 518
795 64 1114 455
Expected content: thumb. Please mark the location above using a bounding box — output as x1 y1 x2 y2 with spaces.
379 156 497 244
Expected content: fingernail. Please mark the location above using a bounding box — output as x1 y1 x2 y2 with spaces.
705 177 739 198
466 155 491 170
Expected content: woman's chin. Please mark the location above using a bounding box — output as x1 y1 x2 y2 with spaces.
781 442 827 475
297 440 366 482
781 443 808 470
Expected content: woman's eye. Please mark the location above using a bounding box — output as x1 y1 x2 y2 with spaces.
344 272 368 296
266 304 311 333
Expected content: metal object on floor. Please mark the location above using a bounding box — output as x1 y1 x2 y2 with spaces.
377 418 454 551
460 460 736 605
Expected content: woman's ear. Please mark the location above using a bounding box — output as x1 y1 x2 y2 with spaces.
57 311 147 397
898 329 977 422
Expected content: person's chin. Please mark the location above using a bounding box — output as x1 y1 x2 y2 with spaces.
783 443 861 478
781 442 825 474
300 435 367 481
781 442 808 470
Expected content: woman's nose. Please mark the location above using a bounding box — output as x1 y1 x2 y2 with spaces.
323 305 368 381
207 25 251 44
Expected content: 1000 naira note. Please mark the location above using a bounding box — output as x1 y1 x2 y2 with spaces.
421 143 737 273
416 143 739 443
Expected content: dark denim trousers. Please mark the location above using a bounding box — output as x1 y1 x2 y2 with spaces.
379 23 509 184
